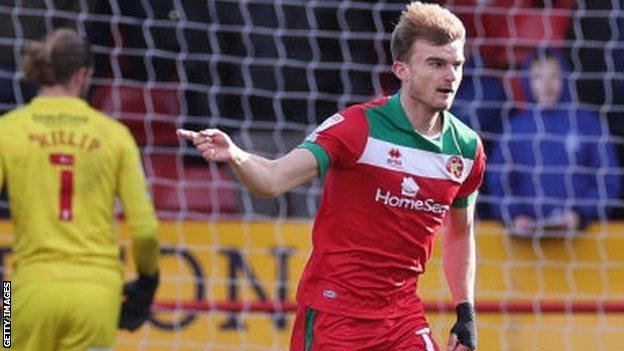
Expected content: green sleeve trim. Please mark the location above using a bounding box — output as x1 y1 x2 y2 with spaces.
298 141 330 177
452 191 478 208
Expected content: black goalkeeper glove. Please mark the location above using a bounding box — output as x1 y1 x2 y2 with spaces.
119 272 159 331
450 302 477 350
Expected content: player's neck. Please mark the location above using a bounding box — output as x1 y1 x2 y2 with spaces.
399 93 442 137
38 85 81 98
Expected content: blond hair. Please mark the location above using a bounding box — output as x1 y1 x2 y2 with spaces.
391 2 466 62
21 28 92 86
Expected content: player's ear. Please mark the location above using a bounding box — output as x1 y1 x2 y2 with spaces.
392 61 409 81
78 67 92 82
72 67 92 97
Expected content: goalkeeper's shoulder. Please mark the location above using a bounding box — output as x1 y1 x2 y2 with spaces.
0 106 39 148
0 104 30 129
82 104 139 145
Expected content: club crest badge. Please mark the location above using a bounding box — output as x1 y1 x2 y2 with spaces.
446 155 464 181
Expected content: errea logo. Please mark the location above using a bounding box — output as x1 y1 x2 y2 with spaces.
387 148 403 167
374 177 449 214
323 289 338 299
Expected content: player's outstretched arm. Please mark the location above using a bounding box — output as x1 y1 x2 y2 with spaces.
177 128 318 199
442 202 477 351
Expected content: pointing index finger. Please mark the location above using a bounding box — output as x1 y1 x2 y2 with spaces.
177 129 198 140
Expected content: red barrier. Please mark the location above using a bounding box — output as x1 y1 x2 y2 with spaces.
153 300 624 314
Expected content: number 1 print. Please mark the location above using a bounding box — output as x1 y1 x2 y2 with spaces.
49 154 75 221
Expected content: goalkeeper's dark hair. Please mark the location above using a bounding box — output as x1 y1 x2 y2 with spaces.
391 1 466 62
21 28 93 86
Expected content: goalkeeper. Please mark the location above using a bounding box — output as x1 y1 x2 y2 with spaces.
180 2 482 350
0 29 159 350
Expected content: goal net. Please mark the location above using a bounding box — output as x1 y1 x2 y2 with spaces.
0 1 623 350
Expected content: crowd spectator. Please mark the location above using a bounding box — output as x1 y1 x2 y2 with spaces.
487 48 620 234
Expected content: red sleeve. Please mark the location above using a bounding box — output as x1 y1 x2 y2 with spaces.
454 137 486 205
304 107 369 169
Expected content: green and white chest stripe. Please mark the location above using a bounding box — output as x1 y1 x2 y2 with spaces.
300 94 480 191
361 95 478 183
358 137 475 183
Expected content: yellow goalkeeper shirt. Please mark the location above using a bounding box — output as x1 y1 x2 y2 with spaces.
0 96 159 286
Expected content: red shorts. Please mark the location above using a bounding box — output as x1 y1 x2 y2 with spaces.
290 306 441 351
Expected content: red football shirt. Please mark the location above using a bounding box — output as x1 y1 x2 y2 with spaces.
296 94 485 321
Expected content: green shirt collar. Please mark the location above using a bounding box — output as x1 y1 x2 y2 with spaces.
387 92 450 146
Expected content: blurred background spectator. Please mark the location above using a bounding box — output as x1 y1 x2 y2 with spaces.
487 48 620 235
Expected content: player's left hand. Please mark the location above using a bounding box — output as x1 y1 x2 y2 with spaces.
119 272 159 331
448 302 477 350
177 128 246 164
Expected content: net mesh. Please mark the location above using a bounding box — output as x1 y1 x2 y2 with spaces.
0 1 623 350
